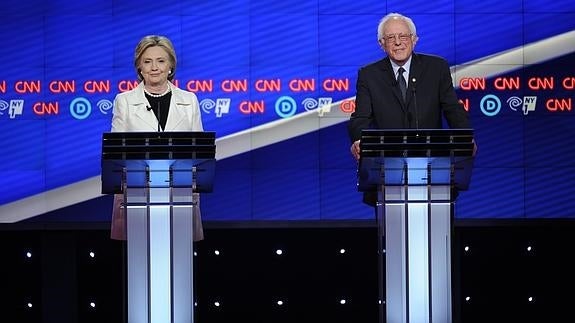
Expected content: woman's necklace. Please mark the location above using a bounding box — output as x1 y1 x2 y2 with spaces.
144 86 171 98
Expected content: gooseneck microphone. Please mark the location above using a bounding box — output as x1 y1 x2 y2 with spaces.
146 104 162 132
157 101 162 132
411 77 419 130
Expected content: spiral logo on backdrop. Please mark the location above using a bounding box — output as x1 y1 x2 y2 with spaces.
200 98 230 117
302 97 333 116
0 100 8 116
200 98 216 114
97 99 113 114
507 96 537 115
506 96 522 111
301 98 317 111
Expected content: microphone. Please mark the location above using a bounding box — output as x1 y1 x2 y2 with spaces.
146 105 162 132
411 77 419 130
157 101 162 132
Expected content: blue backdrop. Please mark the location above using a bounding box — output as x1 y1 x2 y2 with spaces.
1 0 574 223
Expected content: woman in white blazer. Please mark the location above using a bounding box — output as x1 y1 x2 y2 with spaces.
110 35 204 241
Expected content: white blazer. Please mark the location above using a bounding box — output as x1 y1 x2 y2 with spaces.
111 81 203 132
110 81 204 241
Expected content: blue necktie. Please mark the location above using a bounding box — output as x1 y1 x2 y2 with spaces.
397 67 407 101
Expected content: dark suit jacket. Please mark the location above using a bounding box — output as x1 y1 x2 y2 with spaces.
348 53 471 205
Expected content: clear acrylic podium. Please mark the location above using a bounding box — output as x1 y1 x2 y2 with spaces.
358 129 474 323
101 131 216 323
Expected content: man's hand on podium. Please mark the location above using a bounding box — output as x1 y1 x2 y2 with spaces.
472 139 478 157
350 140 361 161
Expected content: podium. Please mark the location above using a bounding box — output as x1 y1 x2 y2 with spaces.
358 129 474 323
101 131 216 323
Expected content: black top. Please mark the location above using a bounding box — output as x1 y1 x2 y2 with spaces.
145 92 172 131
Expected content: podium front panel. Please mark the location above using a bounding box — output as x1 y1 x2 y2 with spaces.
101 132 215 323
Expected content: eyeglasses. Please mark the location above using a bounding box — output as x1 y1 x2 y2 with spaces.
382 33 412 43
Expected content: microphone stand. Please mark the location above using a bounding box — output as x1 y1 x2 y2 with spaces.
411 79 419 130
157 101 161 132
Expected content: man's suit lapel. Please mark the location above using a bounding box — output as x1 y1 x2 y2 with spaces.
405 53 422 108
378 58 407 112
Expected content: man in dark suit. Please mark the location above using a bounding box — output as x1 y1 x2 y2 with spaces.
348 12 474 205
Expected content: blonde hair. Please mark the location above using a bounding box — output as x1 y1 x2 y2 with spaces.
134 35 177 81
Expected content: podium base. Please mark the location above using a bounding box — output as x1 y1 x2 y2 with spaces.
378 185 453 323
126 187 195 323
